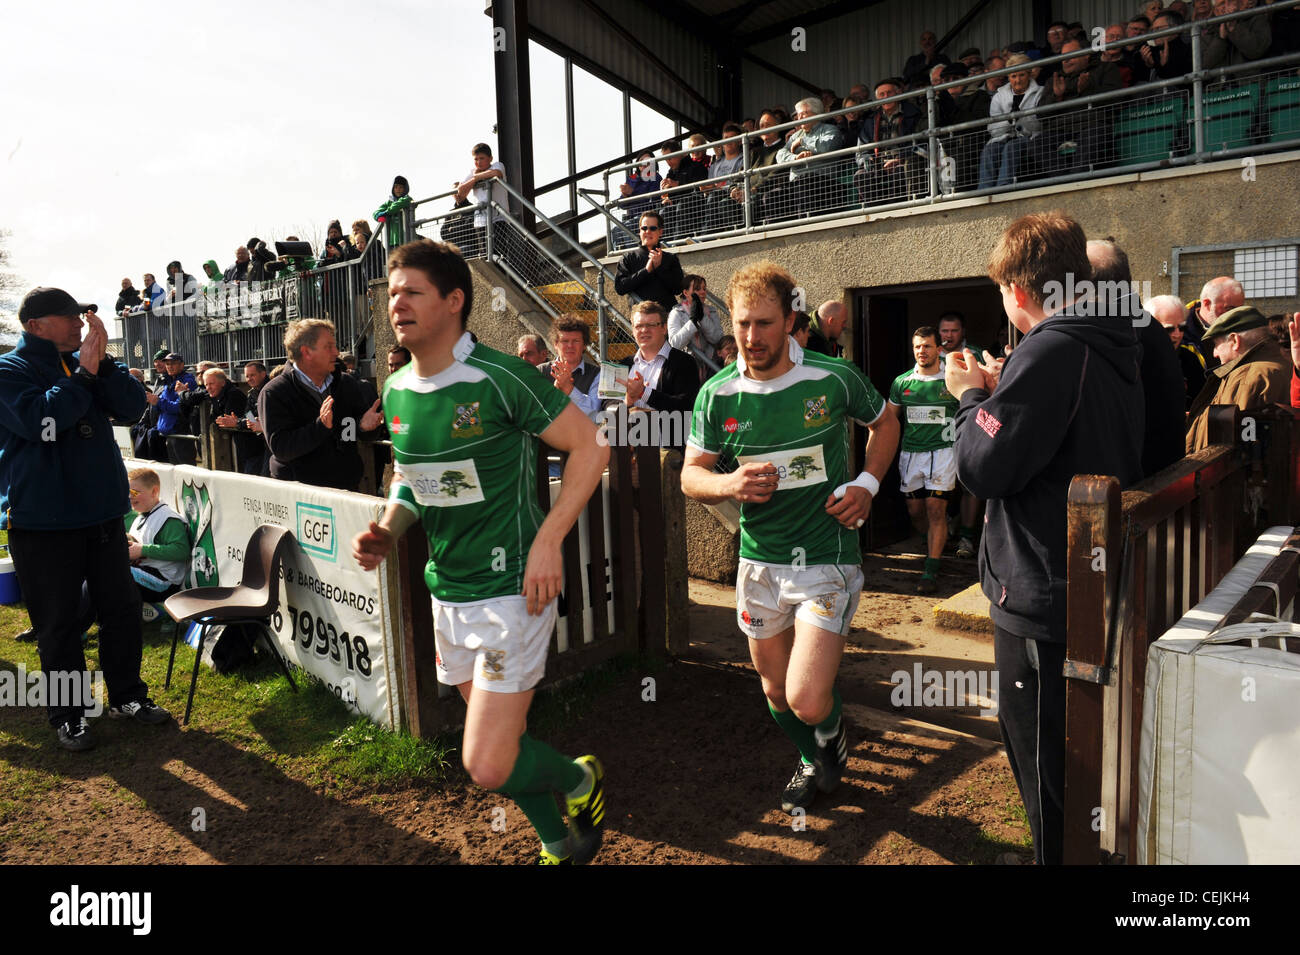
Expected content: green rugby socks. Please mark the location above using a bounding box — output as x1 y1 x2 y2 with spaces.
494 733 586 848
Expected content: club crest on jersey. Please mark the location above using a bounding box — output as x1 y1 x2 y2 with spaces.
803 395 829 427
452 401 483 438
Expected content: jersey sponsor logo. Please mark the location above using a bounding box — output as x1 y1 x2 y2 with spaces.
724 417 752 434
905 405 947 425
452 401 483 438
390 415 410 435
398 459 486 507
736 445 827 491
975 408 1002 438
803 395 829 428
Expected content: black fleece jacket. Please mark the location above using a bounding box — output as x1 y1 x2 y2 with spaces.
614 246 684 313
954 305 1144 643
257 365 375 491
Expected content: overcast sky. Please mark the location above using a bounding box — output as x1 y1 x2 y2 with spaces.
1 0 664 338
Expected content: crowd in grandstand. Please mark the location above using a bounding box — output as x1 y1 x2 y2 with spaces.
610 0 1300 244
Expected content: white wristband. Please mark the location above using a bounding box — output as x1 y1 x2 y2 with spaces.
833 471 880 501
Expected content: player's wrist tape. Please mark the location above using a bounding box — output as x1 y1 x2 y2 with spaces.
833 471 880 500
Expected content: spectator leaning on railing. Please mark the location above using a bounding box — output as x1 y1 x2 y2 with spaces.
454 143 508 259
223 245 251 283
115 278 141 314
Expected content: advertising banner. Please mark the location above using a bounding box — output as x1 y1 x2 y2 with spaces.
124 460 400 729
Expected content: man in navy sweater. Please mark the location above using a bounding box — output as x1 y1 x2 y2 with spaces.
0 288 171 751
946 213 1143 864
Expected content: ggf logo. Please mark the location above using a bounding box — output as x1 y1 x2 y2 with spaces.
296 503 336 561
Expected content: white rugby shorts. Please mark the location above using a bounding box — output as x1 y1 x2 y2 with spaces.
431 594 556 693
736 559 863 638
899 447 958 494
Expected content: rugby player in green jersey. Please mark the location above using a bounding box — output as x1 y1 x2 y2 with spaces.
351 239 610 865
882 326 960 594
681 261 899 814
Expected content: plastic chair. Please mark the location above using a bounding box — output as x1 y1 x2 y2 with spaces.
164 524 298 725
1115 94 1187 165
1266 75 1300 142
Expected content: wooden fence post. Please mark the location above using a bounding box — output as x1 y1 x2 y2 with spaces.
1063 474 1121 864
660 449 689 654
396 528 442 738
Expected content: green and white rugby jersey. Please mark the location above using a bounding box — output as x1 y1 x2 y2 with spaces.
385 333 569 602
688 340 886 566
888 365 958 452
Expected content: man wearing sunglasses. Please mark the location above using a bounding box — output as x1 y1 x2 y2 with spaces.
613 210 684 314
1150 293 1206 409
0 288 170 752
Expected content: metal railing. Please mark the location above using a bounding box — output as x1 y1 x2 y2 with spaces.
597 3 1300 249
120 225 389 379
410 179 727 374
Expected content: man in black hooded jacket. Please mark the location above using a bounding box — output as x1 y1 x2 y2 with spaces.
946 211 1143 865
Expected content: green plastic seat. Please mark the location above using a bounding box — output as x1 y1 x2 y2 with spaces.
1265 75 1300 143
1198 83 1260 152
1115 95 1187 165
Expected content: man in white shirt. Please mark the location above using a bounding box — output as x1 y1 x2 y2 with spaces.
623 301 700 451
454 143 507 258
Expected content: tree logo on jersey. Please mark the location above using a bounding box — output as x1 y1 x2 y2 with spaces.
390 415 410 435
803 395 829 428
451 402 483 438
180 480 219 588
788 455 821 481
440 470 476 498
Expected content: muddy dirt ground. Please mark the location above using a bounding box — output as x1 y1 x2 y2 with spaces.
0 548 1028 865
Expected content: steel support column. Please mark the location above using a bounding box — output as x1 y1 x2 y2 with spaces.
493 0 536 225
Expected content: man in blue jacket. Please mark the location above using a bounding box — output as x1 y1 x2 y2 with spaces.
0 288 171 751
153 352 198 465
946 213 1143 864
